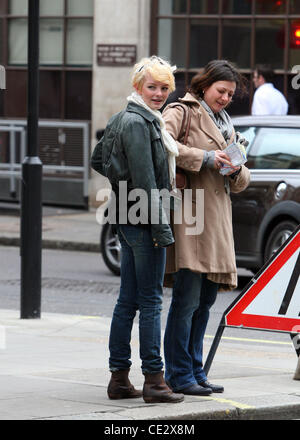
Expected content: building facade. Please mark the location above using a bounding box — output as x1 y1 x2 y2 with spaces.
0 0 299 206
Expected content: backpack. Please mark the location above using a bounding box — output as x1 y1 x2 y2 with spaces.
90 110 125 186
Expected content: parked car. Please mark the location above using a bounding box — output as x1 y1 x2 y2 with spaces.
231 115 300 273
100 115 300 276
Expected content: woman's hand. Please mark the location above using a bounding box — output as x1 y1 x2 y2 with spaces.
214 150 233 169
226 166 241 176
214 150 241 175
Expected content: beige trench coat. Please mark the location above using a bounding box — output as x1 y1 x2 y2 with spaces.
163 93 251 291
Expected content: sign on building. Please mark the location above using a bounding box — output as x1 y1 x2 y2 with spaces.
97 44 137 67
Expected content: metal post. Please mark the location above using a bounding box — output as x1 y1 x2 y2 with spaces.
294 355 300 380
290 333 300 380
20 0 42 319
290 333 300 358
204 318 226 376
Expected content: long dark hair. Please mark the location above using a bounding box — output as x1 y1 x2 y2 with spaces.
189 59 248 99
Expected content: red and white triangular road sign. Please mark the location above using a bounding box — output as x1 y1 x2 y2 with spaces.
225 225 300 333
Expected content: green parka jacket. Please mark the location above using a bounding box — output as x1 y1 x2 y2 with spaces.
91 102 174 248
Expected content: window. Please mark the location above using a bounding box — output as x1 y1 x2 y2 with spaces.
40 0 64 16
8 18 28 65
65 71 92 120
39 19 64 65
222 0 252 14
290 0 300 13
248 127 300 169
0 0 93 120
190 0 218 14
9 0 28 15
222 20 251 68
158 0 187 15
255 19 285 69
152 0 300 115
255 0 286 14
66 18 93 66
67 0 94 16
289 20 300 68
158 19 186 68
39 71 61 119
4 70 27 117
190 19 218 67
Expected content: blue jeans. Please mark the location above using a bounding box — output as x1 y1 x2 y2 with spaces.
164 269 218 391
109 224 166 374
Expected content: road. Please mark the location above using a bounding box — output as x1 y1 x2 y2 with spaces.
0 245 294 348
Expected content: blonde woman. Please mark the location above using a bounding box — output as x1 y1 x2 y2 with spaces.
92 56 183 404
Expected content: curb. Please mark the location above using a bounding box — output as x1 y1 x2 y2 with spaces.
40 402 300 421
128 402 300 421
0 237 100 253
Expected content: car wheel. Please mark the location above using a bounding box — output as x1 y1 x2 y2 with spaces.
100 223 121 276
264 220 297 263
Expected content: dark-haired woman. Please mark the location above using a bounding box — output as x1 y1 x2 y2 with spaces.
162 60 251 396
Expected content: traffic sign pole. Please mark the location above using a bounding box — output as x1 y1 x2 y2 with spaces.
204 318 225 376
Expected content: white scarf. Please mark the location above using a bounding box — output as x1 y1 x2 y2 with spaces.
127 91 179 188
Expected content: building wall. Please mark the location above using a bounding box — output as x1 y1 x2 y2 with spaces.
90 0 151 205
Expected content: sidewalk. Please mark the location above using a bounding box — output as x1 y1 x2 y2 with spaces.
0 205 299 420
0 203 101 252
0 308 299 421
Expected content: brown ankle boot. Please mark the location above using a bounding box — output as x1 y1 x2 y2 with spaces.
143 371 184 403
107 369 143 399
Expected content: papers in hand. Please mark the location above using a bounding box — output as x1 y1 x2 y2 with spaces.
219 142 247 176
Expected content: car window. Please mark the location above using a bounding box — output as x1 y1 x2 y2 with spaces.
247 127 300 170
235 126 257 151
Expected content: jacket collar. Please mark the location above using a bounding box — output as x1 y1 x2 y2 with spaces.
179 93 228 149
126 102 157 122
179 92 200 107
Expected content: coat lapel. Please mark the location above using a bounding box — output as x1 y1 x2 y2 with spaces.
197 105 227 150
180 93 227 150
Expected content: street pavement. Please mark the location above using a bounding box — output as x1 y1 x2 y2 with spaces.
0 204 300 422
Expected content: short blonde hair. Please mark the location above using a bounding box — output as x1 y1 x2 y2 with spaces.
132 56 176 93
